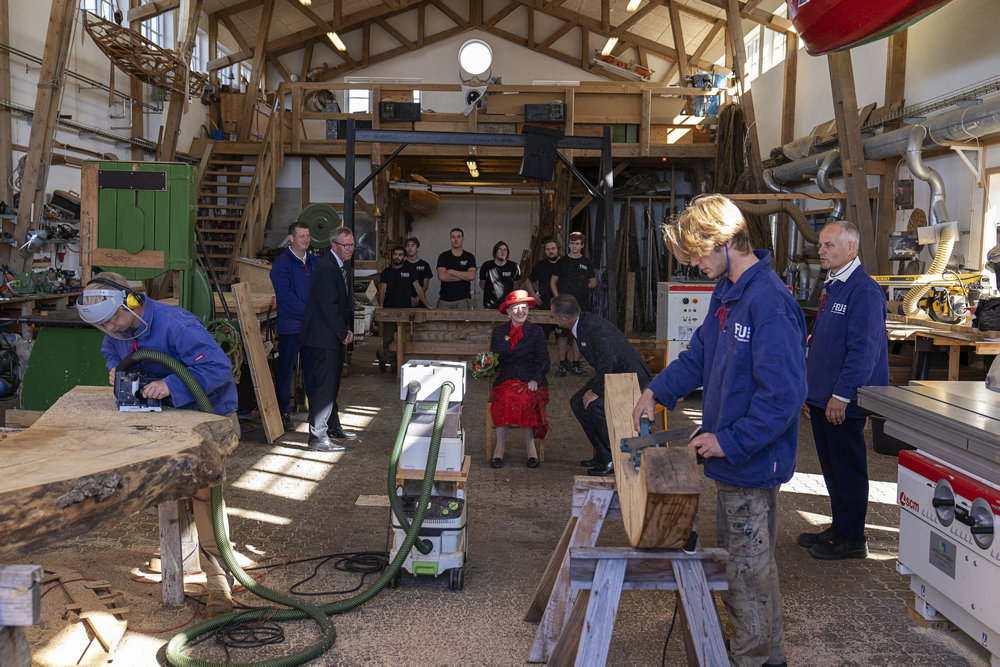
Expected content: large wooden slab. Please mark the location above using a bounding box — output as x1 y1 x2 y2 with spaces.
232 281 284 443
606 373 699 548
0 386 237 561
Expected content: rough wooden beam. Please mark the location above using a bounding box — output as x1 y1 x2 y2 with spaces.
216 0 264 19
220 13 253 53
239 0 275 141
697 0 792 33
430 0 471 28
315 156 375 216
375 17 416 49
208 12 218 86
601 0 609 31
127 0 179 23
725 0 763 192
780 32 797 146
269 54 290 81
8 0 75 272
484 0 520 29
0 0 14 206
157 0 203 161
667 0 689 82
877 30 907 275
299 38 314 80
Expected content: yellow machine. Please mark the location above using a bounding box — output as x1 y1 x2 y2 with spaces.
872 273 981 324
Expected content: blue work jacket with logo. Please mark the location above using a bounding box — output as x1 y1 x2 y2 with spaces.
805 265 889 418
647 250 807 489
270 247 318 335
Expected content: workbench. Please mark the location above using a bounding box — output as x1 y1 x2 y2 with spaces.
0 386 239 602
886 314 1000 382
374 308 558 369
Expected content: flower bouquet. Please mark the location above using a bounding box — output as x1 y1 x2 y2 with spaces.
471 351 499 379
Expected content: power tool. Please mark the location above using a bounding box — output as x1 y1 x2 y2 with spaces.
114 369 162 412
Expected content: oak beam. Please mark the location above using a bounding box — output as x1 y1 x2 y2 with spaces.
156 0 203 161
127 0 179 23
876 30 908 275
724 0 763 191
239 0 275 141
667 1 689 82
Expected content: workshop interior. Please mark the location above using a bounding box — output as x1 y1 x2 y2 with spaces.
1 0 1000 665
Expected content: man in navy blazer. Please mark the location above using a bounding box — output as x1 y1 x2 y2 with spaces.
301 226 358 451
551 294 651 476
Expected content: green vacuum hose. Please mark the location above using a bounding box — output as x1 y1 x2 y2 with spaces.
134 344 455 666
387 381 432 555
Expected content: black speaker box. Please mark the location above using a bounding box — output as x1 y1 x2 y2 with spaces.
524 102 565 122
379 101 421 121
519 125 563 181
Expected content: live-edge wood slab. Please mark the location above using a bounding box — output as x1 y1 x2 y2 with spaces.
0 386 238 561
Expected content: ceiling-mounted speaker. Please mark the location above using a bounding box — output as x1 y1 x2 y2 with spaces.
519 125 563 181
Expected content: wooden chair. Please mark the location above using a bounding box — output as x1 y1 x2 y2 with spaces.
485 394 545 462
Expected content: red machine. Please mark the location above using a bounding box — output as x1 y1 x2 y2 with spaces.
786 0 955 55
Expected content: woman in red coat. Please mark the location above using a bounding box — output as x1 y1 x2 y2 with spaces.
489 290 551 468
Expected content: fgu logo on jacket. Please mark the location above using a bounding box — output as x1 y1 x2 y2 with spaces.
733 322 752 343
831 302 847 315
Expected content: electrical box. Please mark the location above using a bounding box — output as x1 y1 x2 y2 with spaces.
656 282 715 366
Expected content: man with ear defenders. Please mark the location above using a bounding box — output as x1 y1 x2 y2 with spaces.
76 271 239 617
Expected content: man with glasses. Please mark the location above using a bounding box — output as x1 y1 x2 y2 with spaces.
301 226 358 451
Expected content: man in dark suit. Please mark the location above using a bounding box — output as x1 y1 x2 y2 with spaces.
301 226 358 451
551 294 651 475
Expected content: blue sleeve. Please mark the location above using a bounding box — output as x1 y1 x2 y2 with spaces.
161 323 234 410
531 326 549 382
270 256 307 317
647 323 707 409
832 286 886 401
101 336 124 370
716 311 806 466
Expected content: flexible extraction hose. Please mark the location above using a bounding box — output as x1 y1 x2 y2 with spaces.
388 381 432 554
816 150 846 221
902 224 957 317
163 360 455 666
730 199 819 244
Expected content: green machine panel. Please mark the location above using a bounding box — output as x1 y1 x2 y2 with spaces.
20 328 109 411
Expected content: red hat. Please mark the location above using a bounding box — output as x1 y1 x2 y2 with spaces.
499 289 536 314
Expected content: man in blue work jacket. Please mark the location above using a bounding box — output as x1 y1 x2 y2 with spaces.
270 221 318 431
77 271 239 617
799 221 888 560
633 194 807 667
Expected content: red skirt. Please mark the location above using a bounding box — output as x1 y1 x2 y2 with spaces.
491 380 550 440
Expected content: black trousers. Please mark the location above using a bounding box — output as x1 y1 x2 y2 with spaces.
305 344 345 439
570 385 611 464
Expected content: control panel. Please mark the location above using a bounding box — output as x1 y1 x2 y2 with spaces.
656 282 715 366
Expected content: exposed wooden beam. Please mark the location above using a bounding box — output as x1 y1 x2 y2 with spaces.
538 20 576 49
219 13 252 52
130 0 147 160
284 0 331 34
299 38 315 80
315 156 375 216
697 0 792 34
216 0 264 19
780 32 797 146
724 0 763 191
375 17 416 50
617 1 659 33
884 30 907 112
317 24 466 80
127 0 179 23
0 0 14 206
239 0 275 141
484 0 520 29
269 54 290 81
877 30 908 275
157 0 203 161
601 0 609 31
430 0 471 28
9 0 75 271
667 1 689 81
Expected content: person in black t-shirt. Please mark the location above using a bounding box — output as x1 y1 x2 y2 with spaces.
551 232 596 376
377 246 428 371
436 227 476 309
525 237 560 309
480 240 521 309
404 236 433 308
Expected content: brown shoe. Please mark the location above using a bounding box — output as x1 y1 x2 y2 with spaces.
205 589 233 617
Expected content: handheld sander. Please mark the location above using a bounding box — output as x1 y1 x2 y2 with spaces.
114 370 162 412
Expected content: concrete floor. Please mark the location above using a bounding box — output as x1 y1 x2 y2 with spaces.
21 336 993 665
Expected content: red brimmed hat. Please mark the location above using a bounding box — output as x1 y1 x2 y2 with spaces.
499 289 536 314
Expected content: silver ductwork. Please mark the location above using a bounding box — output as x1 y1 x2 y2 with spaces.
770 93 1000 184
906 125 949 226
816 150 845 221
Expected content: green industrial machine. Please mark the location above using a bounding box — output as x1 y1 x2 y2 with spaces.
20 162 219 410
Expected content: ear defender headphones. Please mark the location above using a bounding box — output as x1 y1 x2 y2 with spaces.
86 277 145 310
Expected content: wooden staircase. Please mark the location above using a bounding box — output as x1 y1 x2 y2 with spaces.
194 100 283 285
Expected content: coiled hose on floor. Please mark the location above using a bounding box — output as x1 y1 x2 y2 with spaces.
124 349 454 666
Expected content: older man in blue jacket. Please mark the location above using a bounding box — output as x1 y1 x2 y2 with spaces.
270 221 318 431
799 221 888 561
634 195 807 667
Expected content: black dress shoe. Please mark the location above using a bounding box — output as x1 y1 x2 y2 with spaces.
328 427 358 440
281 413 294 431
587 462 614 476
308 436 345 452
526 457 540 468
490 457 503 468
580 457 600 467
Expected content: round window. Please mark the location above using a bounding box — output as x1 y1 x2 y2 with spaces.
458 39 493 76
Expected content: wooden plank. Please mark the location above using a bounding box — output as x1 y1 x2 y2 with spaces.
569 547 729 591
672 558 729 665
157 499 197 605
0 565 42 626
89 249 166 270
607 373 699 548
3 410 44 428
574 558 626 666
0 626 31 667
231 281 284 443
393 455 471 482
0 386 237 561
547 590 588 667
528 488 613 663
525 516 578 623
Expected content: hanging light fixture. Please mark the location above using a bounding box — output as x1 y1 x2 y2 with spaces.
299 0 311 5
466 159 479 178
327 31 347 51
600 37 619 56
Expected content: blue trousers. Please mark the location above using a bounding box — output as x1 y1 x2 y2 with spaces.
275 333 313 416
809 405 869 541
570 386 610 464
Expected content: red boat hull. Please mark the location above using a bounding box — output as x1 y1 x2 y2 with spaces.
787 0 954 55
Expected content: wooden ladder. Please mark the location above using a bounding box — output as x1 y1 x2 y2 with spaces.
196 144 258 285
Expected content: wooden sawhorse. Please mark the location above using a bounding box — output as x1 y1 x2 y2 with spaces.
525 478 728 665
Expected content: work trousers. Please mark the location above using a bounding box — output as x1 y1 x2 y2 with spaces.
274 333 313 416
569 386 610 464
437 298 472 309
715 482 785 666
809 406 869 541
305 345 346 439
381 322 397 355
190 412 240 592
